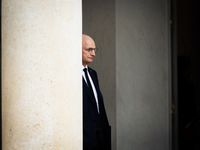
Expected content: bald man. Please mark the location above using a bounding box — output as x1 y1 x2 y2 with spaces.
82 34 111 150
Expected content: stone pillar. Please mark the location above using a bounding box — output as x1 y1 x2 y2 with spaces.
2 0 82 149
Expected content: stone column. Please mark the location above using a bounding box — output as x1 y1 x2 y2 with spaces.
2 0 82 149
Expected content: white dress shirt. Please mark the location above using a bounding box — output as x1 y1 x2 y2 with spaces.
82 65 99 113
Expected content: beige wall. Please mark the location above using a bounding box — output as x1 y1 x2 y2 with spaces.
2 0 82 149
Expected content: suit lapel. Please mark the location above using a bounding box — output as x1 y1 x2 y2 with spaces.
88 67 105 114
88 68 102 100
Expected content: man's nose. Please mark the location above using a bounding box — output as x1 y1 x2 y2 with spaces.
91 50 96 56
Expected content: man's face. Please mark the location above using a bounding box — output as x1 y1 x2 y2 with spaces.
82 38 96 66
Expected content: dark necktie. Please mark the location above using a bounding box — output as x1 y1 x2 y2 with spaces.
83 68 93 92
84 68 100 113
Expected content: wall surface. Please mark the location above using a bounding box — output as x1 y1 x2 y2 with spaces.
116 0 170 149
83 0 170 149
2 0 82 149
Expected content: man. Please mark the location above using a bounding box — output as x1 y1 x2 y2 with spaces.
82 34 111 150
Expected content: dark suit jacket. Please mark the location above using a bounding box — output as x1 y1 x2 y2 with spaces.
83 67 111 150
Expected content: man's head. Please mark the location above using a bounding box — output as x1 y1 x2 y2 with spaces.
82 34 97 67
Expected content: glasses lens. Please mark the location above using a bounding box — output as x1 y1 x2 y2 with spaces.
94 48 98 53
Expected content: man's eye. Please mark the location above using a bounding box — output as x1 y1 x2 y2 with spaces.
88 48 93 51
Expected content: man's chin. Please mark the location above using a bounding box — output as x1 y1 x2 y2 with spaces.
85 60 93 65
89 59 93 63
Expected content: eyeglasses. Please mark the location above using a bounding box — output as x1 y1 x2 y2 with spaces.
84 48 98 54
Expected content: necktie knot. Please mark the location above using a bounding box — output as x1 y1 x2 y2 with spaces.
83 68 87 73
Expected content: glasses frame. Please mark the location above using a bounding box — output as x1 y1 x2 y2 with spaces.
84 48 98 54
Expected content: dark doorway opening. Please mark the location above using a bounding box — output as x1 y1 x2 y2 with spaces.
172 0 200 149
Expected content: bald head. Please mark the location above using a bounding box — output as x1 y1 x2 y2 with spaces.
82 34 95 48
82 34 96 66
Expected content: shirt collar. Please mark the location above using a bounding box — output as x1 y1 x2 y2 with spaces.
82 65 88 70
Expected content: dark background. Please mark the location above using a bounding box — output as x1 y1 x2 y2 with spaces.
172 0 200 149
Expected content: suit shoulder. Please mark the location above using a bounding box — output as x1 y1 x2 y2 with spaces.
88 67 97 74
